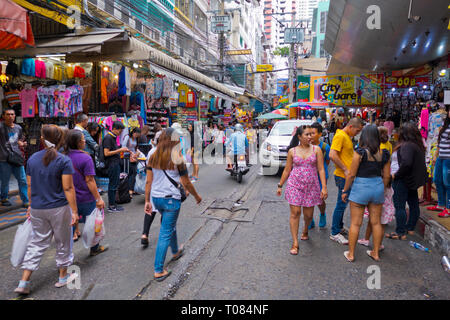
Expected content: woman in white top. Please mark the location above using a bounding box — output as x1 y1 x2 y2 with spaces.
123 127 141 196
145 128 202 281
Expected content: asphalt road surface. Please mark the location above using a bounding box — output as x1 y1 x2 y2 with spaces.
0 163 449 300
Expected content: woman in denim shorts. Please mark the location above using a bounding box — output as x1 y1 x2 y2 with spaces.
341 125 391 262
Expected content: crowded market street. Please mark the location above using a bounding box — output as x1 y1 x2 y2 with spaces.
1 163 449 300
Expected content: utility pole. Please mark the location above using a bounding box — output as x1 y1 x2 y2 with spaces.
219 0 225 83
288 12 296 104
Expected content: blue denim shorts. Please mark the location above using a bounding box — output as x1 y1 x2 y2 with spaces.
349 177 384 205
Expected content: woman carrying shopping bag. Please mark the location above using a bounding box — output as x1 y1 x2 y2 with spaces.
145 128 202 281
65 129 108 256
14 125 78 295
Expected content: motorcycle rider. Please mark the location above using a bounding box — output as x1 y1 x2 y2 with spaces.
226 123 249 171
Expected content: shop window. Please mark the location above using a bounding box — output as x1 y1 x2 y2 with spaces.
320 11 327 33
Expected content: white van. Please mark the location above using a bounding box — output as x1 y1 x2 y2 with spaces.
260 119 313 175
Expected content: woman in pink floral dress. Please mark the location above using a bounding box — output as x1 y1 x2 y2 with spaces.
277 126 328 255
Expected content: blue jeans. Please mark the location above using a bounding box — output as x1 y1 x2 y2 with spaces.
433 157 450 209
107 164 121 207
392 179 420 236
0 161 28 203
73 201 99 250
331 175 349 236
152 197 181 273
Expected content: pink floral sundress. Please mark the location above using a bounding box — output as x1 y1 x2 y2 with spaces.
285 146 322 207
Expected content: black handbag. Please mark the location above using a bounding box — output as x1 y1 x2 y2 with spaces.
2 124 24 167
162 170 187 202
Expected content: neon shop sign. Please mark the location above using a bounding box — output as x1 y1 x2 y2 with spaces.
320 84 357 102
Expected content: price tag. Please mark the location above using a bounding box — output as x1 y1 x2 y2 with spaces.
30 139 37 145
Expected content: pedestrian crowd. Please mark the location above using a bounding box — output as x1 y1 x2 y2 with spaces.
2 106 265 295
277 113 434 263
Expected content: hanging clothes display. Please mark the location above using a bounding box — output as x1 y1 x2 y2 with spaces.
19 86 36 118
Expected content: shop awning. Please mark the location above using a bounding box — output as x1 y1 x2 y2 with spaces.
66 36 237 101
0 28 126 57
149 63 239 104
325 0 450 72
0 0 35 50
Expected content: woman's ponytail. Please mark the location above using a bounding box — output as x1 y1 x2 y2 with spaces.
41 125 66 167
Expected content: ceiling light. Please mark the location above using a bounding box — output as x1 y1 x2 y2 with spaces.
391 88 396 92
423 85 427 89
103 66 109 72
133 63 139 68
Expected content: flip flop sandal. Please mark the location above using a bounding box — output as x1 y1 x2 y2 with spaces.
366 250 380 262
344 251 354 262
301 234 309 241
171 246 184 261
154 270 171 282
55 273 78 288
385 232 406 240
289 245 299 255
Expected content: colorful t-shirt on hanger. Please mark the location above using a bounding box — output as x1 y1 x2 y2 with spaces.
162 76 172 98
73 65 86 78
178 83 189 105
186 90 196 108
101 78 109 104
154 77 163 99
21 58 35 76
65 65 74 79
53 66 63 81
45 61 54 79
19 87 37 118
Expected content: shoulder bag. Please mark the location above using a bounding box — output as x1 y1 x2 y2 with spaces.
2 124 24 167
162 169 187 202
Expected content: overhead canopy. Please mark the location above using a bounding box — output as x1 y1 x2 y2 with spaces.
149 63 239 104
325 0 450 72
0 0 34 50
0 28 126 57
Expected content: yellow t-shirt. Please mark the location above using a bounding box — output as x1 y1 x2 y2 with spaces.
178 84 189 104
331 129 354 178
380 141 393 155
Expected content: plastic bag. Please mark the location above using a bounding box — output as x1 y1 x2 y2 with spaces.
10 219 33 267
82 208 105 249
134 170 147 194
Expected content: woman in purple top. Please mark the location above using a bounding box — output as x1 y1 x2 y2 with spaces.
65 130 108 256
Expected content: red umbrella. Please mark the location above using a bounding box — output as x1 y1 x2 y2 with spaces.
0 0 35 50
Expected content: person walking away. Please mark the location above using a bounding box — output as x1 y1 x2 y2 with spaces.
14 125 78 295
225 124 248 170
0 108 29 207
358 126 395 249
187 123 200 182
123 127 141 197
308 122 330 229
276 125 327 255
427 106 450 217
138 125 151 157
74 113 98 157
329 118 363 244
383 117 395 137
65 130 108 255
386 123 427 240
102 121 129 213
145 128 202 281
341 125 390 262
246 122 257 166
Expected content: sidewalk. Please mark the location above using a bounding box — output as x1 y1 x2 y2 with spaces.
417 188 450 257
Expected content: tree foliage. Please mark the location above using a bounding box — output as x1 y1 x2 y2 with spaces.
273 46 290 57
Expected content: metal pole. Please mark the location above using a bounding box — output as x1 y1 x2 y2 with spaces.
219 0 225 83
288 12 296 104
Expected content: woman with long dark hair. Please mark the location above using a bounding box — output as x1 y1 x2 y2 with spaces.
428 107 450 217
64 130 108 255
387 122 427 240
14 125 78 295
145 128 202 281
123 127 141 196
341 125 390 262
277 125 327 255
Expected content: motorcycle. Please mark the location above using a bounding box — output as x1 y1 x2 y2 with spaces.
228 154 249 183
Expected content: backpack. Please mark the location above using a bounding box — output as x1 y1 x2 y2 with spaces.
320 141 328 158
115 174 131 204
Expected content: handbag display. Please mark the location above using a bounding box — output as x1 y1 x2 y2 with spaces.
2 123 24 167
162 170 187 202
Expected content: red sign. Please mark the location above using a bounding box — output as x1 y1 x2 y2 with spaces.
385 74 431 88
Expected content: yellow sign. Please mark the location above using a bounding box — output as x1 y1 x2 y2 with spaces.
278 95 289 104
256 64 273 72
226 49 252 55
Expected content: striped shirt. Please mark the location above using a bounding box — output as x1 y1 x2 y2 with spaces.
439 127 450 159
5 90 20 107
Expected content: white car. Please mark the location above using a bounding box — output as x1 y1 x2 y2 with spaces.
260 119 313 175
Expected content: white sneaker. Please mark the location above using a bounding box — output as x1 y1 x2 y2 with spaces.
330 233 349 245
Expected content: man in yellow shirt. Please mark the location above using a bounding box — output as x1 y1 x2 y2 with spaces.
329 117 363 244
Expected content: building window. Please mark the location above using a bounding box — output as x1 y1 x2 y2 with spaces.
320 11 327 33
320 39 326 57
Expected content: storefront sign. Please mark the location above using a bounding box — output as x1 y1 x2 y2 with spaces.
296 75 310 102
211 15 231 33
310 74 384 106
276 78 288 96
385 74 431 89
278 95 289 104
226 49 252 55
256 64 273 72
